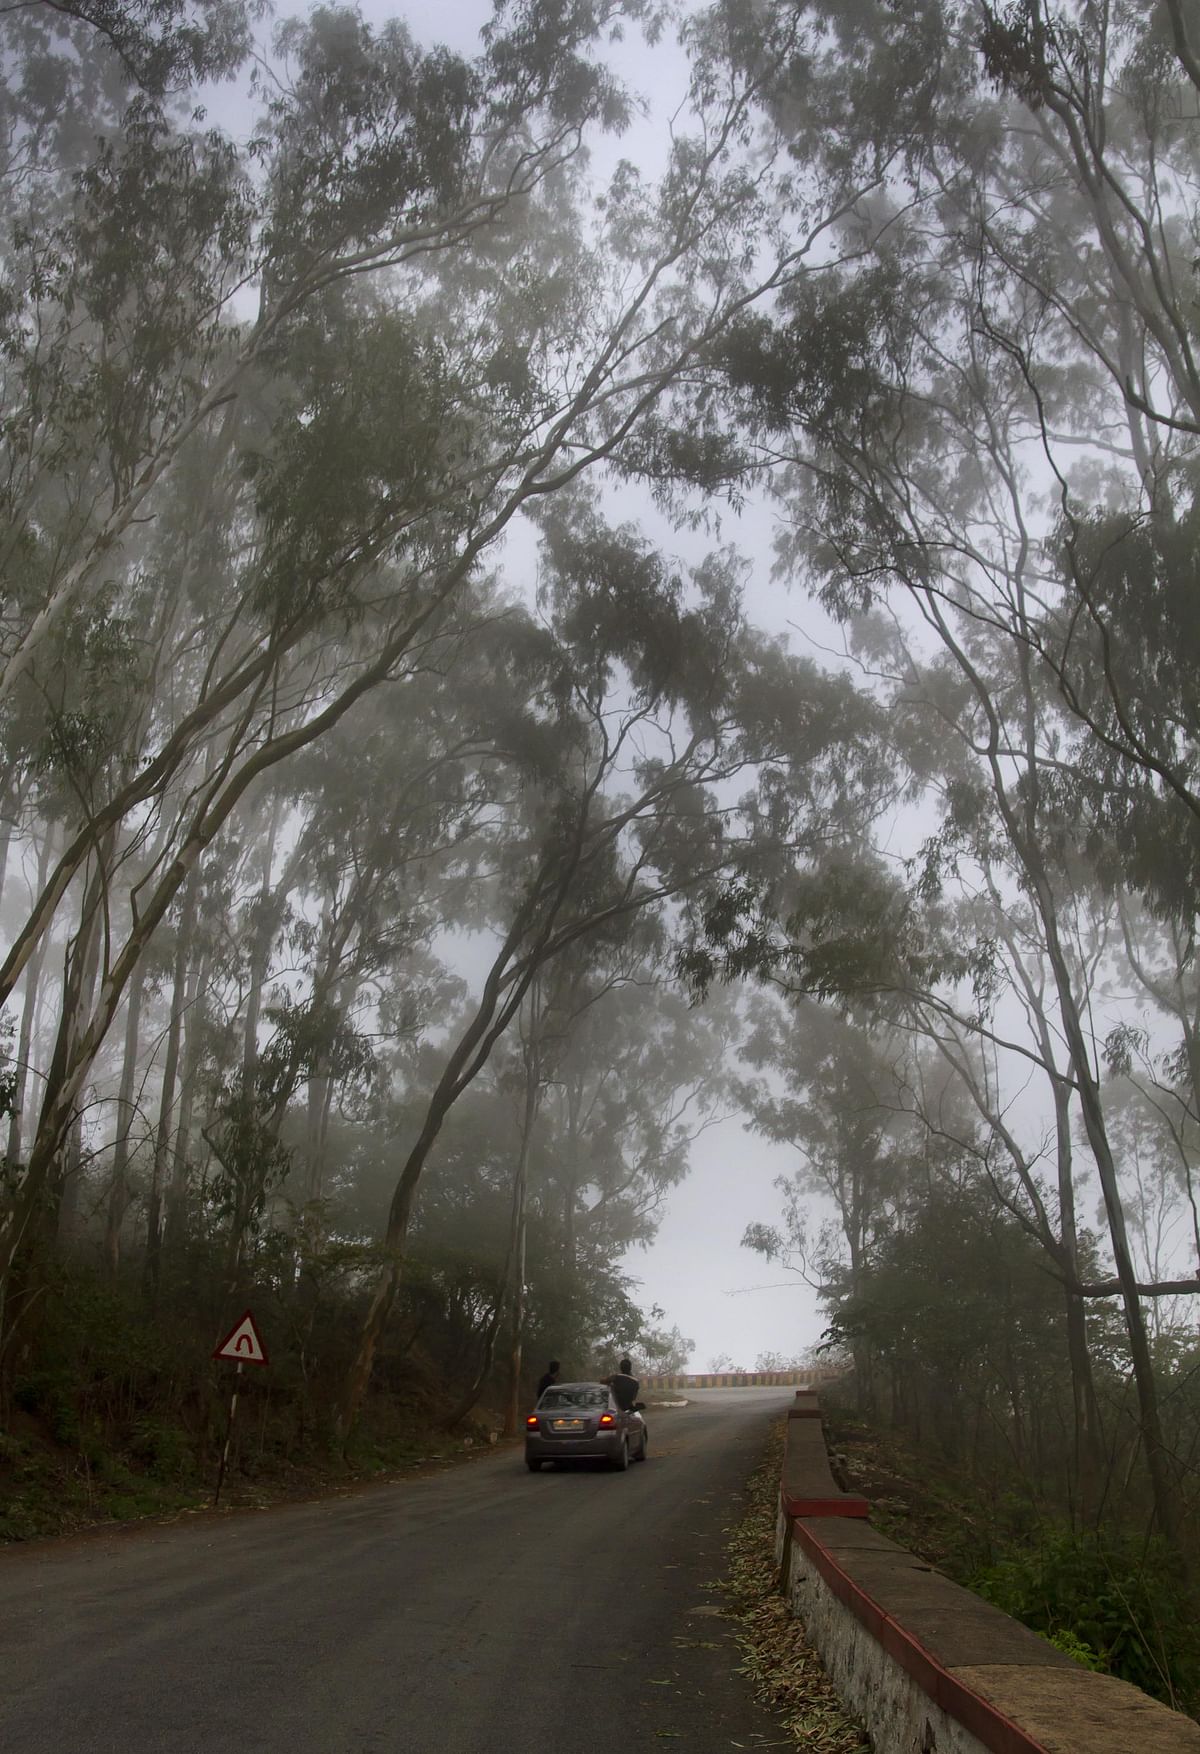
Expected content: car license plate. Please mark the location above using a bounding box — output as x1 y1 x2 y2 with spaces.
552 1418 583 1430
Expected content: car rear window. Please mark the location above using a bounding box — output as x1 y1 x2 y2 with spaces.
538 1387 608 1410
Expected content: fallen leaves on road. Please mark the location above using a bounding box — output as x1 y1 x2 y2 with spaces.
719 1421 870 1754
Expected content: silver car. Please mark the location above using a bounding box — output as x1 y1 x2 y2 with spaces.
525 1381 648 1471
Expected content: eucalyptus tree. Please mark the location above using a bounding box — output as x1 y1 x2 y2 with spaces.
822 1171 1085 1475
1107 897 1200 1277
700 0 1200 1547
339 489 887 1425
713 0 1200 802
427 909 729 1430
0 1 255 106
734 973 1115 1491
1 0 899 1376
880 624 1193 1542
118 579 543 1295
898 872 1117 1510
502 933 730 1424
527 934 731 1261
338 520 741 1424
737 997 917 1405
0 0 888 1011
684 594 1189 1530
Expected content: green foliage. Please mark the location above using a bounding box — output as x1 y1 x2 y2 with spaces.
634 1321 694 1374
266 9 478 263
245 303 468 614
681 849 968 1003
1045 1627 1106 1671
128 1414 196 1481
43 1 255 96
13 1367 84 1445
971 1528 1199 1711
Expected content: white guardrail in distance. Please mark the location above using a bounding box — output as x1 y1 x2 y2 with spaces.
640 1367 846 1389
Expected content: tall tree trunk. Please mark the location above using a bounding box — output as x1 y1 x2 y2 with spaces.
103 966 147 1277
1008 741 1181 1548
999 905 1107 1521
243 798 284 1085
45 860 106 1249
0 841 108 1367
502 1174 530 1439
339 880 556 1436
0 772 32 911
442 1139 531 1432
302 904 340 1208
1051 1078 1105 1523
164 941 209 1253
1050 947 1182 1547
0 811 14 912
560 1076 585 1268
144 871 200 1296
932 598 1185 1554
6 829 55 1167
304 1064 335 1205
502 1025 542 1436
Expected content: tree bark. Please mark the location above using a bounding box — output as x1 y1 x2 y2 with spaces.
441 1126 532 1432
339 876 560 1436
44 857 106 1249
503 994 543 1438
164 941 209 1252
928 594 1186 1554
0 838 108 1366
103 965 147 1277
6 828 55 1167
1049 1077 1106 1522
144 870 200 1296
242 798 284 1085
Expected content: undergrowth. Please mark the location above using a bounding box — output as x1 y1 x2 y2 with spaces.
0 1266 509 1542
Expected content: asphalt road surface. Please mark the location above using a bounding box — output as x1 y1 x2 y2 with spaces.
1 1388 796 1754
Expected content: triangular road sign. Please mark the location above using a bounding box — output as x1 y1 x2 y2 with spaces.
213 1309 269 1366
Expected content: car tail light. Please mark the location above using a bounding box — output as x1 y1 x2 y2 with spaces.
598 1411 616 1427
526 1415 539 1428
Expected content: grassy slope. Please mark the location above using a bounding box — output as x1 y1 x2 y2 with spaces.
0 1396 509 1542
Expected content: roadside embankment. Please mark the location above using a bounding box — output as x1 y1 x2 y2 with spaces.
776 1392 1200 1754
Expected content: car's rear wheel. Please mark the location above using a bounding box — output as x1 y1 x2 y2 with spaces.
636 1430 648 1461
527 1459 543 1472
611 1438 630 1471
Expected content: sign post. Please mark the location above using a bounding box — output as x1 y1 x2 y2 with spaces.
211 1309 269 1507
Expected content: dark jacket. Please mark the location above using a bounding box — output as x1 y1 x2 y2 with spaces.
536 1373 558 1399
609 1371 639 1411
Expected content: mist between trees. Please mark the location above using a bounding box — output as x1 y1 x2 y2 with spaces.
0 0 1197 1676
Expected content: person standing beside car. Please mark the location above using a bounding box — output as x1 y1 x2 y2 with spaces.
536 1360 561 1399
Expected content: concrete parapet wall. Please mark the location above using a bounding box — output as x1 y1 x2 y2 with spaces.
775 1395 1200 1754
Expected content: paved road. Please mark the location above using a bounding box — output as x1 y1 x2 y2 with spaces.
1 1388 793 1753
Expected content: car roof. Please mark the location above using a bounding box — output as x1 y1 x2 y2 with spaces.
547 1380 608 1392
